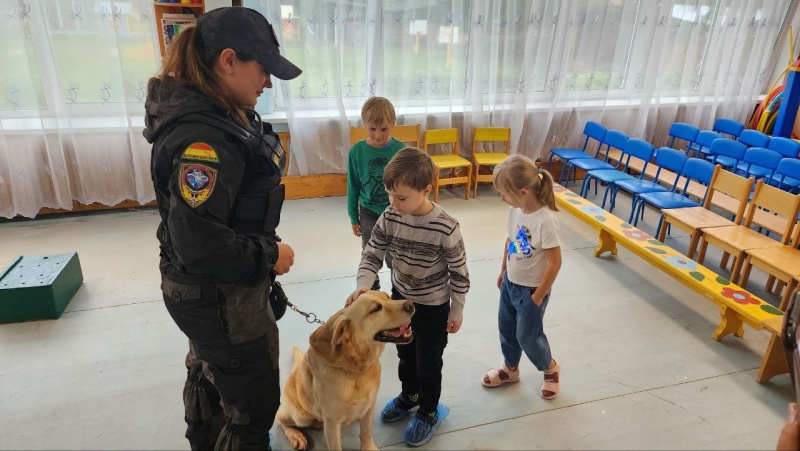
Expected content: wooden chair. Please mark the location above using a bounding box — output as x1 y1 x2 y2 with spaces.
471 127 510 198
422 128 472 202
697 180 800 284
276 131 291 176
740 222 800 311
658 165 755 259
349 124 421 147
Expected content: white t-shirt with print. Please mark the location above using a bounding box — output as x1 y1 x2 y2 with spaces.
505 206 561 287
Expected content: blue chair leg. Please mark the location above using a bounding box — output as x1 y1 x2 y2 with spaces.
580 175 590 198
627 196 638 224
601 184 613 209
655 214 665 239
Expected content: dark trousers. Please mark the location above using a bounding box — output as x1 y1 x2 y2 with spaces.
359 206 393 290
392 291 449 415
162 277 281 451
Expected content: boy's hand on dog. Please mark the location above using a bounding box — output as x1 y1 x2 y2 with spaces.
345 287 370 307
274 242 295 275
447 320 462 334
352 224 362 237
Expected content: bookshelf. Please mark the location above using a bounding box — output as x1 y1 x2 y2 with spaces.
154 1 205 59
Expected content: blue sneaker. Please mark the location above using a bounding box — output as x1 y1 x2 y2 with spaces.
380 395 417 422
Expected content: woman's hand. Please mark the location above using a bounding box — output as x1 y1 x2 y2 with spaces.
274 242 295 275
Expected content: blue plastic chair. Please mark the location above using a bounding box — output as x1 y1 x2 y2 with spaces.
565 130 630 188
686 130 723 158
548 121 608 184
705 138 746 170
633 158 716 237
614 148 687 224
738 129 770 148
767 136 800 159
770 158 800 193
667 123 699 154
734 147 782 181
580 138 655 210
713 118 744 139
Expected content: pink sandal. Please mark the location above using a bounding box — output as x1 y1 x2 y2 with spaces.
541 361 560 400
482 365 520 388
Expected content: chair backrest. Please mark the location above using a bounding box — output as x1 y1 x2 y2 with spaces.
653 147 688 176
620 139 655 176
738 129 770 148
668 122 699 148
472 127 510 154
767 136 800 159
423 128 459 156
349 125 367 146
703 166 755 224
393 124 421 147
673 158 716 203
584 121 607 142
713 118 744 138
707 138 746 163
774 158 800 186
744 180 800 244
742 147 782 173
350 124 421 147
695 130 723 148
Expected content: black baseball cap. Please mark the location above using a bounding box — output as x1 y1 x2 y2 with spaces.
196 7 302 80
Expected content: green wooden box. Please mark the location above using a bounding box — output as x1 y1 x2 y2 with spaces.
0 253 83 323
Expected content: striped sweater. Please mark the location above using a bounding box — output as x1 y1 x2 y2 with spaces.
357 203 470 321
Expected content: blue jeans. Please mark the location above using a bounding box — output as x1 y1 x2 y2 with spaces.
498 272 552 371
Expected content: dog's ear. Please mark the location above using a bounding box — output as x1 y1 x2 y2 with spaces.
309 312 354 362
331 317 352 346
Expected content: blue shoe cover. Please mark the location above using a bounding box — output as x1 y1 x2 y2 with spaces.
402 404 449 447
380 397 416 422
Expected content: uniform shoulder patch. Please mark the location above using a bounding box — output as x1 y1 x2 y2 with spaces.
181 142 219 163
179 164 217 208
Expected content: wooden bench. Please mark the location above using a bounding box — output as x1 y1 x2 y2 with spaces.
553 184 788 382
600 149 787 235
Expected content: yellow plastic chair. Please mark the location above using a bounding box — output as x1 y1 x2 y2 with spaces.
471 127 510 198
422 128 472 202
349 124 421 147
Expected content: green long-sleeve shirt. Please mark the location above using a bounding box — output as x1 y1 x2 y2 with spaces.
347 138 408 224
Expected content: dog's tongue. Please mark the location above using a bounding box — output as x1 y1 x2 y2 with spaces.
387 323 410 337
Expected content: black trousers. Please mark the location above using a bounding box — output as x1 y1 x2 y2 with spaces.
392 291 449 415
162 277 281 451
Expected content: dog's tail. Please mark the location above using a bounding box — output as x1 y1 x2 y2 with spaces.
291 346 304 370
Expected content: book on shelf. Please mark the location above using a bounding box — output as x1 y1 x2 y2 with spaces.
162 13 197 53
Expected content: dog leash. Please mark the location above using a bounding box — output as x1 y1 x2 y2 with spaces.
286 300 325 325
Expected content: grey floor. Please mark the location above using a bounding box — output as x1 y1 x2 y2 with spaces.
0 182 794 450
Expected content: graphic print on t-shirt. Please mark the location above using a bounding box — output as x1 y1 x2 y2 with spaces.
508 224 535 261
367 155 390 205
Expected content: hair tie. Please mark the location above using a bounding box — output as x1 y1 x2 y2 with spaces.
537 166 543 179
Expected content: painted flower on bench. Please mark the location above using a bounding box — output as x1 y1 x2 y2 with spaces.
720 287 759 306
664 255 698 271
579 205 606 222
622 229 651 241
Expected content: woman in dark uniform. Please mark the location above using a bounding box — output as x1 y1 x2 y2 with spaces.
143 7 300 450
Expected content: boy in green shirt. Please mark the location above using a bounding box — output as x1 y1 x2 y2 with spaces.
347 97 407 292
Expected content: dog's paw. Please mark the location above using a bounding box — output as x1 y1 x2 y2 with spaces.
361 440 379 451
285 429 308 450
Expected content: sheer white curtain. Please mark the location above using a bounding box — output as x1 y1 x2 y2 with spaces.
247 0 792 175
0 0 158 219
1 0 794 218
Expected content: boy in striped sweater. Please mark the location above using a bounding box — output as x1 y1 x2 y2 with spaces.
346 147 470 447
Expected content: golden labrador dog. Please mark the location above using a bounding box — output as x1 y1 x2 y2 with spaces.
277 291 414 450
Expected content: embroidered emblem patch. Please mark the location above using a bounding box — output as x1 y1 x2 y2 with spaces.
179 164 217 208
181 142 219 163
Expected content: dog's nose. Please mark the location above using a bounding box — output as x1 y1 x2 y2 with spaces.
402 300 415 314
